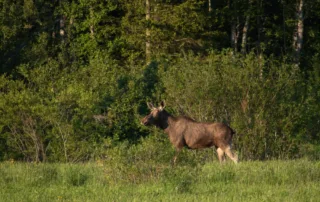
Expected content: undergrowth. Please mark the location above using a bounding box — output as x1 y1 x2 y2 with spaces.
0 136 319 201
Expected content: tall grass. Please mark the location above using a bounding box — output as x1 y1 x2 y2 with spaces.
1 158 319 201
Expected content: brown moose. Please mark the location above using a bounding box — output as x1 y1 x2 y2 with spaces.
141 101 238 165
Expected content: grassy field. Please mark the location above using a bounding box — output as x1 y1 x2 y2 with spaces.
0 159 319 202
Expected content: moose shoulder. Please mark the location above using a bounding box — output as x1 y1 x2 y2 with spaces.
141 101 238 165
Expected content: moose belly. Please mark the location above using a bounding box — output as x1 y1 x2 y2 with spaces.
185 136 215 149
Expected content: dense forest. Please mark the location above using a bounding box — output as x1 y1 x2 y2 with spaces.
0 0 319 162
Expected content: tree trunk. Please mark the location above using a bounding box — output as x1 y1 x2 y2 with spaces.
282 1 287 54
231 17 240 53
293 0 304 66
254 0 263 78
146 0 151 64
208 0 212 12
59 16 66 37
90 6 95 39
241 15 250 54
59 0 65 38
229 0 239 53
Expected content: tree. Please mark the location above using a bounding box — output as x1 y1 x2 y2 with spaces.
292 0 304 66
146 0 151 64
241 0 252 54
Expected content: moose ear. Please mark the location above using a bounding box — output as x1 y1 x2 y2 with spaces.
147 102 155 110
159 101 165 111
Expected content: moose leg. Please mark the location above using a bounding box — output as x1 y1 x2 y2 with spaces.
217 148 226 164
224 146 238 164
172 148 181 166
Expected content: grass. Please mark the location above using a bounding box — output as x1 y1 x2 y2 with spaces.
0 159 319 202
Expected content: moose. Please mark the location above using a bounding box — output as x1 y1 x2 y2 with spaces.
141 101 238 165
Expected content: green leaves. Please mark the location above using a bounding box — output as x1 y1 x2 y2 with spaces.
161 51 311 159
0 0 320 161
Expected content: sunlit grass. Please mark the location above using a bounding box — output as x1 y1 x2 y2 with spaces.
0 159 319 201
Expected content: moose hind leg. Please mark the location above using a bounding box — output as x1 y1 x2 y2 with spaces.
217 148 225 164
224 146 238 164
172 148 181 166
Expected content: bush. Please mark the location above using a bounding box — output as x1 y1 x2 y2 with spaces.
1 50 319 162
160 51 315 160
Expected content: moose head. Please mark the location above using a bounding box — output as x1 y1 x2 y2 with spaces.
141 101 169 129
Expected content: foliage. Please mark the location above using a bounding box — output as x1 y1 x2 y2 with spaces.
0 0 320 161
161 51 316 159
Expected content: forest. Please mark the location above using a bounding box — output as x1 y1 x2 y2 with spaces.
0 0 319 162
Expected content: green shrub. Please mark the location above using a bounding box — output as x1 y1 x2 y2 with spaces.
160 51 312 160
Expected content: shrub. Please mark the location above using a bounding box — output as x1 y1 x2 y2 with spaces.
160 51 312 160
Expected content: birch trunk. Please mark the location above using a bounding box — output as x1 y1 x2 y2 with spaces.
231 18 240 53
241 15 250 54
59 0 65 39
293 0 304 66
256 0 263 79
230 0 239 53
90 6 95 39
59 16 65 37
146 0 151 64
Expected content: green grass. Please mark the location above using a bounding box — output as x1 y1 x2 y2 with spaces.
0 159 319 202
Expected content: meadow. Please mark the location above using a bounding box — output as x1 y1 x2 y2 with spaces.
1 158 319 202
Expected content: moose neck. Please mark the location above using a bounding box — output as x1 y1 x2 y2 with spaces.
163 116 176 134
156 110 174 131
